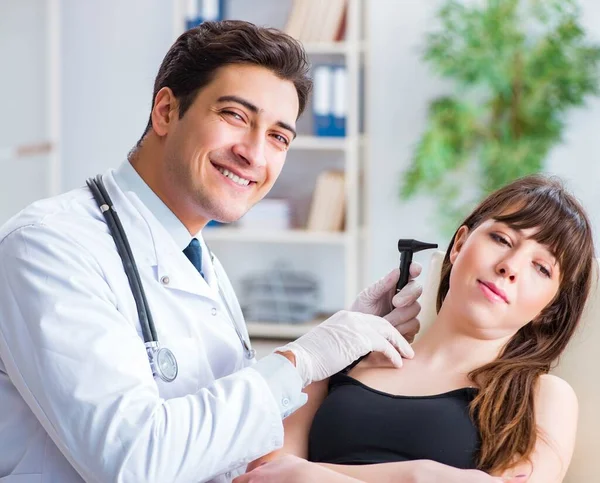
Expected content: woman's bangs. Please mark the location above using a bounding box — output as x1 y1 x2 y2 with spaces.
493 191 587 281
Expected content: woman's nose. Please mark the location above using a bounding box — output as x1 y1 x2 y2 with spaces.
497 261 517 282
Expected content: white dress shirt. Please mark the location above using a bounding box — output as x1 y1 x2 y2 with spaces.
0 161 307 483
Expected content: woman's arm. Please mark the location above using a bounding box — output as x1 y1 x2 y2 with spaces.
319 460 523 482
497 374 578 482
246 378 330 470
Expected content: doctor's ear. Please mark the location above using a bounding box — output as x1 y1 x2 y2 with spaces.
151 87 179 137
449 225 470 264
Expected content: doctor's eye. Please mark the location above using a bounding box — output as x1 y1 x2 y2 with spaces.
271 133 290 146
222 110 245 122
490 233 511 247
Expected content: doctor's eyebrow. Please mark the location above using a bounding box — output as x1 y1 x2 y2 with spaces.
216 95 297 139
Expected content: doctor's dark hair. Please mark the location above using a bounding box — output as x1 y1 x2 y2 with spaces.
436 174 595 473
137 20 311 145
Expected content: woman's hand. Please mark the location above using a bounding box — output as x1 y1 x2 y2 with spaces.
233 455 310 483
411 460 527 483
233 455 364 483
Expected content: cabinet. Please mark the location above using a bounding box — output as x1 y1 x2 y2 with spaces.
172 0 369 349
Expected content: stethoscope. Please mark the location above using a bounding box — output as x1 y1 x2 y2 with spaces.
86 174 255 383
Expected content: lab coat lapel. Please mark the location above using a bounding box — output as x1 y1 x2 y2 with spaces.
102 171 215 300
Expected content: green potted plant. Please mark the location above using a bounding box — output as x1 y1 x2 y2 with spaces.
401 0 600 233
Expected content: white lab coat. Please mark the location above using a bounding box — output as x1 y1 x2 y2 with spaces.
0 170 286 482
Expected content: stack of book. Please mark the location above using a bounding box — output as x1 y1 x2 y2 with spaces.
237 198 291 231
306 170 346 232
285 0 347 43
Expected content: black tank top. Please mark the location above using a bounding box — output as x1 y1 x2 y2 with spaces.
308 371 481 468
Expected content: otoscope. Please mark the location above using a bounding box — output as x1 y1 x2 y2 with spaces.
350 238 439 368
396 239 438 293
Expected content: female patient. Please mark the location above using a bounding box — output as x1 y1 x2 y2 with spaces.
240 175 596 483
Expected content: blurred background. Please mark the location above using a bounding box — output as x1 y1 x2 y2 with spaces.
1 0 600 480
2 0 599 339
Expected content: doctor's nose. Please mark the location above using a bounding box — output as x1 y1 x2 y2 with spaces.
232 132 267 168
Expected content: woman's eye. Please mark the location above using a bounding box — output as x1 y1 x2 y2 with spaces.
491 233 511 247
535 263 551 278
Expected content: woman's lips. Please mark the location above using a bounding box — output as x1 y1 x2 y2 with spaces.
478 280 509 304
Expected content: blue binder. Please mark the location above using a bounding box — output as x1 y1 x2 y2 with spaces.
313 65 334 136
331 66 347 137
185 0 225 30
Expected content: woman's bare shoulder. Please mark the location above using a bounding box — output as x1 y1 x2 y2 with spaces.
536 374 578 412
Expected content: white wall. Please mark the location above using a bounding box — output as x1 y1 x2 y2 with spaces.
0 0 49 223
2 0 600 288
366 0 600 286
59 0 174 190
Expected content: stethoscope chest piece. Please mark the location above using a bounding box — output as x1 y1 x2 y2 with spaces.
147 342 178 382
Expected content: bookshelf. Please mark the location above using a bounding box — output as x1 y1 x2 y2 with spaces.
173 0 368 347
203 227 350 245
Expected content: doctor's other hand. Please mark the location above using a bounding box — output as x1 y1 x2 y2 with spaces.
276 310 414 387
351 263 423 343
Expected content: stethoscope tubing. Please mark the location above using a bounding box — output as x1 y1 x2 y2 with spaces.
87 174 255 365
87 175 156 344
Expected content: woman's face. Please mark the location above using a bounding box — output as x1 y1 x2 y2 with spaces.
446 218 561 337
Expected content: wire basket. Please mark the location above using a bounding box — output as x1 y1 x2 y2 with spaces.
240 262 320 324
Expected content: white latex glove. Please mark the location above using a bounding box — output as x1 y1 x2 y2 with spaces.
275 310 414 387
351 263 423 342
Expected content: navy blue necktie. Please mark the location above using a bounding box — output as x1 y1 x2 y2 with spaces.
183 238 205 279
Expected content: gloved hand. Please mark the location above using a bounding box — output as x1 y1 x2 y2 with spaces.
275 310 414 387
351 263 423 342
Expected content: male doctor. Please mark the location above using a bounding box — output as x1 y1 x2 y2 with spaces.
0 21 422 483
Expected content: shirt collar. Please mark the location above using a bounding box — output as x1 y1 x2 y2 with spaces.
113 160 198 251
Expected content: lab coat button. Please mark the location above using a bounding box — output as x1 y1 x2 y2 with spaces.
282 397 290 407
225 471 232 478
160 275 170 285
211 307 217 316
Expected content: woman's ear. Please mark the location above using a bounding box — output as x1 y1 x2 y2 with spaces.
449 225 469 264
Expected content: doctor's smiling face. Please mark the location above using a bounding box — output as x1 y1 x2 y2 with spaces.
152 64 299 228
129 21 311 234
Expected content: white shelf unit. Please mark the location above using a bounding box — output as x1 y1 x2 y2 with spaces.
173 0 368 341
203 227 350 245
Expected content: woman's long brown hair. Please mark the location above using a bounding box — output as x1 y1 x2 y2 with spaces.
436 175 595 473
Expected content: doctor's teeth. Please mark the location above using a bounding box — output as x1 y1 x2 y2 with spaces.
218 167 250 186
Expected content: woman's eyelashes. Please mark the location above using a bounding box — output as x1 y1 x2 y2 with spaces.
535 263 552 278
490 233 552 278
491 232 511 247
